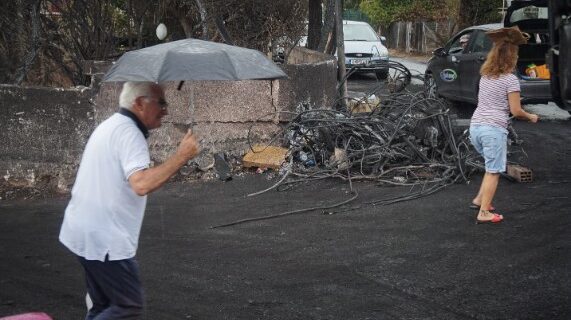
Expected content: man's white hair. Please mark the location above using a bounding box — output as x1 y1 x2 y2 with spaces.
119 81 157 109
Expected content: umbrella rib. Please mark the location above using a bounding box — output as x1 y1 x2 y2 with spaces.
221 50 239 80
156 49 174 82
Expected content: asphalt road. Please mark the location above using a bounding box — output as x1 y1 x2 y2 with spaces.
1 121 571 319
1 58 571 319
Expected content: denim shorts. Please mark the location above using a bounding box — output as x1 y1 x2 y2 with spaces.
469 125 508 173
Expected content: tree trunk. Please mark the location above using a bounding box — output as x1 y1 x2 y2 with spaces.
214 15 234 45
14 0 41 85
457 0 467 29
132 1 152 48
15 0 25 67
137 17 145 48
127 0 133 49
318 0 336 53
194 0 209 40
180 18 193 38
335 0 347 109
307 0 322 50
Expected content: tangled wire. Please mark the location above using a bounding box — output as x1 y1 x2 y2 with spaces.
211 60 526 228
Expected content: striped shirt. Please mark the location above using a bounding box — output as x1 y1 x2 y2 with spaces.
471 73 520 129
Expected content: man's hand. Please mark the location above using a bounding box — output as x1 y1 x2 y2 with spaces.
177 129 201 161
129 129 201 196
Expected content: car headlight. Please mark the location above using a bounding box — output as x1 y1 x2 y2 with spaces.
372 45 388 59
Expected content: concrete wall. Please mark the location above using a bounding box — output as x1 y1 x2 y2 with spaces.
0 85 94 191
279 48 337 121
0 47 336 192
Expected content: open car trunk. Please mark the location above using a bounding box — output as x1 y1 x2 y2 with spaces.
505 0 552 103
548 0 571 109
505 0 550 78
516 43 550 78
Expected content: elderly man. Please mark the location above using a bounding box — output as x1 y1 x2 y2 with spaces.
59 81 200 319
460 34 470 51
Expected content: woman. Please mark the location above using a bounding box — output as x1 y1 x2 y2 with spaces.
469 26 539 224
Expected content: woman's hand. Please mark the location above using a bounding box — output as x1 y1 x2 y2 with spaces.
528 114 539 123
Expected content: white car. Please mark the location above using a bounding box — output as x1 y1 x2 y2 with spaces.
343 20 389 79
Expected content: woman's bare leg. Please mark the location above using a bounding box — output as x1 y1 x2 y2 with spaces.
477 172 501 221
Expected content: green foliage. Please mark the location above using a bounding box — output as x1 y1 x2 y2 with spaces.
359 0 458 27
360 0 404 27
359 0 501 29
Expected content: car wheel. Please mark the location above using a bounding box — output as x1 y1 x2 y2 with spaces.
425 73 437 99
375 70 388 80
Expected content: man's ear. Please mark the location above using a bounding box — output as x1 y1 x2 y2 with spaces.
133 96 145 111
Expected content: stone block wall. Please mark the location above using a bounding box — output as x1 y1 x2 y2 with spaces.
0 47 336 192
94 80 283 161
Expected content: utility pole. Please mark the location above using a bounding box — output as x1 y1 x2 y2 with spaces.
335 0 347 110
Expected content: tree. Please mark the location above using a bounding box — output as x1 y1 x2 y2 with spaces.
360 0 406 30
1 0 310 86
0 0 43 84
458 0 502 30
14 0 42 85
360 0 500 31
360 0 452 28
44 0 120 84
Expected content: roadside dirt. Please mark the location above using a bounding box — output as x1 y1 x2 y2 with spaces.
0 154 250 202
389 48 432 63
0 177 64 201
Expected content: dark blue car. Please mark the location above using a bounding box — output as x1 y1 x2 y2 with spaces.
425 0 552 108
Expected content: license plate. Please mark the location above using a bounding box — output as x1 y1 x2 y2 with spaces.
350 58 368 65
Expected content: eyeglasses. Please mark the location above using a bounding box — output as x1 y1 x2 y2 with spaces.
143 96 168 111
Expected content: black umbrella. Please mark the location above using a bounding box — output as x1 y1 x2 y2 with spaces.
102 39 287 83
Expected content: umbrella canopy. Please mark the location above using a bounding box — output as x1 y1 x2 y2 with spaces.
102 39 287 82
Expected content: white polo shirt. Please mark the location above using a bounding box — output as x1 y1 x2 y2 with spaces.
59 112 151 261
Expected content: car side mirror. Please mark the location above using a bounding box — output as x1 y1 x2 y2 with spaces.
433 47 447 57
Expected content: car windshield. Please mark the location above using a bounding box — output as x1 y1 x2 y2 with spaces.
509 5 548 23
343 24 379 41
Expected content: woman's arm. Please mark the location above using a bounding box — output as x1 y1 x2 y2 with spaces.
508 91 539 123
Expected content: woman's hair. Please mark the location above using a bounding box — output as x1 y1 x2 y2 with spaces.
480 42 519 78
119 81 156 109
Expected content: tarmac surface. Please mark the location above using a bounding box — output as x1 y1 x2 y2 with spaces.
1 119 571 319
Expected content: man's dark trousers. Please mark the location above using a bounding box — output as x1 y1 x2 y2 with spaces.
78 256 144 320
